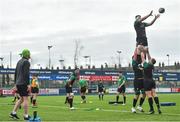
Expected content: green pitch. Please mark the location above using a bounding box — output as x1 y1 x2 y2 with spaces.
0 94 180 121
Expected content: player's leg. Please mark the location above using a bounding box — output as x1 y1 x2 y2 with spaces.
23 96 31 120
30 88 33 104
116 92 120 103
146 90 154 114
32 93 37 107
132 94 139 113
122 92 126 105
12 93 17 102
69 93 74 109
152 89 161 114
122 85 126 105
65 85 69 104
80 87 86 103
137 80 146 112
98 91 101 100
101 91 104 100
10 97 23 119
139 91 146 107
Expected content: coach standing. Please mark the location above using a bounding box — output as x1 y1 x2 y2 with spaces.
10 49 31 120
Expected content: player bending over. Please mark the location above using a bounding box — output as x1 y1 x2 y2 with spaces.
64 68 79 110
116 72 126 105
141 50 161 114
79 79 88 103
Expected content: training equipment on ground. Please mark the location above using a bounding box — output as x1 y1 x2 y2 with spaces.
159 8 165 13
96 108 100 111
160 102 176 106
108 101 123 104
28 111 41 122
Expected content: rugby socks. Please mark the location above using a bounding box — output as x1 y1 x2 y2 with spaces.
65 97 68 104
154 97 160 109
102 94 104 100
148 97 154 111
33 99 36 106
99 94 101 100
30 96 33 103
116 96 119 102
69 98 73 108
133 98 137 107
123 96 126 104
139 97 145 106
81 96 85 100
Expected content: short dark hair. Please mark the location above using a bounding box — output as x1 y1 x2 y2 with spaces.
151 58 156 65
135 15 141 19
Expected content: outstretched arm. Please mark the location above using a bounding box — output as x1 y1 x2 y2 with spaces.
146 14 160 27
141 51 146 63
138 10 153 22
146 49 151 61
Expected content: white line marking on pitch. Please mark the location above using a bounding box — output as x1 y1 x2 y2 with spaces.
40 104 180 116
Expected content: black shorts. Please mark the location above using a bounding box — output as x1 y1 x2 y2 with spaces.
134 79 145 95
98 88 104 93
80 86 87 93
16 85 29 97
136 37 148 46
144 79 156 91
117 85 126 93
65 84 72 93
31 87 39 94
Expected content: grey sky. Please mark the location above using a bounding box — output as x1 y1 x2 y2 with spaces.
0 0 180 68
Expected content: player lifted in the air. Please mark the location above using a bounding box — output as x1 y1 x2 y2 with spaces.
134 11 160 60
79 79 88 103
64 68 79 110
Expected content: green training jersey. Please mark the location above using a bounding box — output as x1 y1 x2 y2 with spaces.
117 75 126 86
79 79 87 87
143 61 154 79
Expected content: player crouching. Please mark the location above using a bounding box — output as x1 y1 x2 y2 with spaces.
79 79 88 103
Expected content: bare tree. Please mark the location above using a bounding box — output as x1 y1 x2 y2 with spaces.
74 40 84 68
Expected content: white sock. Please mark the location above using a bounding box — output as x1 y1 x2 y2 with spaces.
24 114 28 118
12 111 16 114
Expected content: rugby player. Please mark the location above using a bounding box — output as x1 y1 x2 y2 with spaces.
9 49 31 120
30 74 39 107
97 80 104 100
141 50 161 114
65 68 79 110
79 79 88 103
116 72 126 105
131 50 146 113
134 11 160 59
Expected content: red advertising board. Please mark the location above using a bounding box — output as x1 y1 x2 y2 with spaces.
171 88 180 92
80 75 119 81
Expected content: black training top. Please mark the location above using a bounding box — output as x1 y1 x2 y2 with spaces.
134 20 148 38
15 58 30 86
132 59 143 79
98 83 104 90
